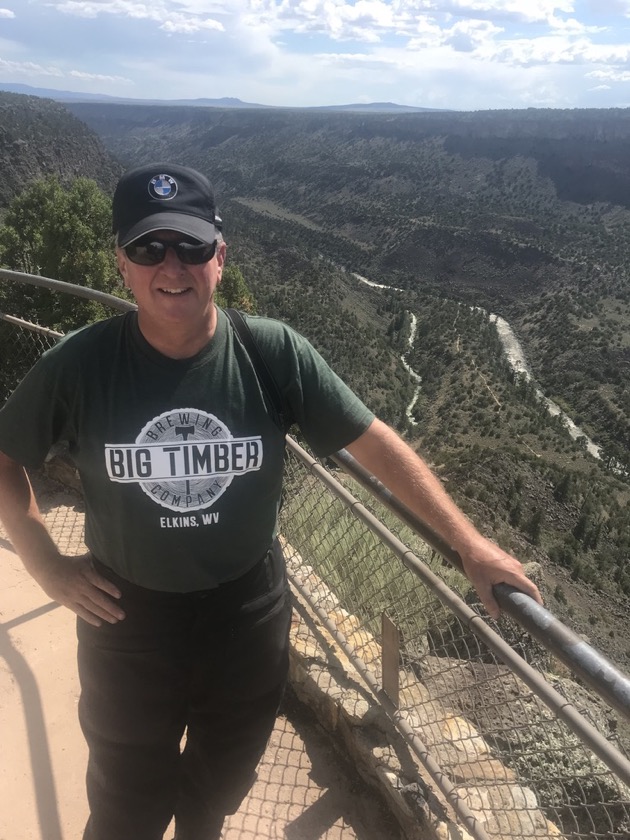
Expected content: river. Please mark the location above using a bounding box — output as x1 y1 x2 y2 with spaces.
351 273 601 460
489 314 601 459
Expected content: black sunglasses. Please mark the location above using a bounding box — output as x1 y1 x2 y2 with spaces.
124 236 218 266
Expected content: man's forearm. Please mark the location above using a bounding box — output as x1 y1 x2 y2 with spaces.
0 451 62 579
346 418 543 616
0 450 125 625
346 418 480 552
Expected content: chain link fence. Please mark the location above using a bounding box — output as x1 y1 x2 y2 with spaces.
280 442 630 839
0 314 61 404
2 273 630 839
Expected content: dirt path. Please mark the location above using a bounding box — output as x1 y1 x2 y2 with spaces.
0 487 400 840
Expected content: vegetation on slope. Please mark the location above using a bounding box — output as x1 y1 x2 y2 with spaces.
67 103 630 476
0 91 121 212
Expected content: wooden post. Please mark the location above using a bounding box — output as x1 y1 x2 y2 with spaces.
382 612 400 708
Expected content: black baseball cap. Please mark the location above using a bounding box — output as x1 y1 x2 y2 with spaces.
112 163 219 247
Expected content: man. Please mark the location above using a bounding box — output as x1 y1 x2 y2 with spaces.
0 163 542 840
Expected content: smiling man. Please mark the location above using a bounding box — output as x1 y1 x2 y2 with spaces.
0 162 542 840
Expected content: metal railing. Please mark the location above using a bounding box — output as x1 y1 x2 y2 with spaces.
2 268 630 838
281 438 630 839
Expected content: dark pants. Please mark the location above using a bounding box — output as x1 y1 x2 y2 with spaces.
77 541 291 840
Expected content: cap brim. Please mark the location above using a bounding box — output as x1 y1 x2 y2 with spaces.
118 213 218 247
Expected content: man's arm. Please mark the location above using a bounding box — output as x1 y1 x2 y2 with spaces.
0 450 125 626
346 418 542 618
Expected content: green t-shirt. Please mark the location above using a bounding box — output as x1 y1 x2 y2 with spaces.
0 308 374 591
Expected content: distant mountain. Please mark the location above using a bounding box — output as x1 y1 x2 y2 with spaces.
309 101 446 113
0 83 442 113
0 83 267 109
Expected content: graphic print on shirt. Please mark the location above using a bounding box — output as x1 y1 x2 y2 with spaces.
105 408 263 512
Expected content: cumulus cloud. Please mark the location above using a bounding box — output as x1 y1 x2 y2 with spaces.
243 0 577 37
242 0 401 42
489 35 630 67
0 8 15 17
423 0 574 24
53 1 152 17
0 58 64 77
587 68 630 82
69 69 131 82
0 57 133 84
54 1 225 32
161 17 224 33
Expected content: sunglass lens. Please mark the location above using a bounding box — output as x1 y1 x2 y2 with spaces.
125 240 167 265
176 241 217 265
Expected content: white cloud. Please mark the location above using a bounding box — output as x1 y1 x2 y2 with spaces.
53 1 155 18
547 16 605 34
478 33 630 67
0 57 132 84
53 0 224 31
429 0 574 23
243 0 577 36
0 58 64 77
442 19 504 51
246 0 402 42
69 69 131 82
161 16 224 32
587 68 630 82
0 8 15 17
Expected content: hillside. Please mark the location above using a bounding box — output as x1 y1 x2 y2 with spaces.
222 202 630 666
0 92 121 210
67 103 630 470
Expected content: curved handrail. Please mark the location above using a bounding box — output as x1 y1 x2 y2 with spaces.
0 268 135 312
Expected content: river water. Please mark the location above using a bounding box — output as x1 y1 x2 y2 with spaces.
489 314 601 459
351 273 601 459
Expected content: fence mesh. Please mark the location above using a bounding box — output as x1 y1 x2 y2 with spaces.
2 288 630 839
280 448 630 839
0 315 60 403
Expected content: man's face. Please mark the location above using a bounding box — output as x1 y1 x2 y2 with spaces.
116 229 226 331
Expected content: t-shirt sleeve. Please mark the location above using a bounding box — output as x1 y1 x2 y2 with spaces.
0 345 76 469
264 323 375 457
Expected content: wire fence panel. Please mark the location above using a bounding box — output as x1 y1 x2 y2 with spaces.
0 315 60 404
280 446 630 840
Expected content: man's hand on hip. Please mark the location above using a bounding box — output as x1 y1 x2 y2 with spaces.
36 552 126 626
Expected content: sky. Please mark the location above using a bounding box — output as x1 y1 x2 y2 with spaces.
1 1 630 110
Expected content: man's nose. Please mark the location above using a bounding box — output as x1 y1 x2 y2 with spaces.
160 245 187 271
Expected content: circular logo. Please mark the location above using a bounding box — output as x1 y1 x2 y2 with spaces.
137 409 234 512
148 174 178 200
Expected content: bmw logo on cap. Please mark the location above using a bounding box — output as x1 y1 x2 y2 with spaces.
149 174 178 200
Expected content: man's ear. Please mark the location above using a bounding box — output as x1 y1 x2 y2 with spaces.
116 249 130 287
215 241 227 285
